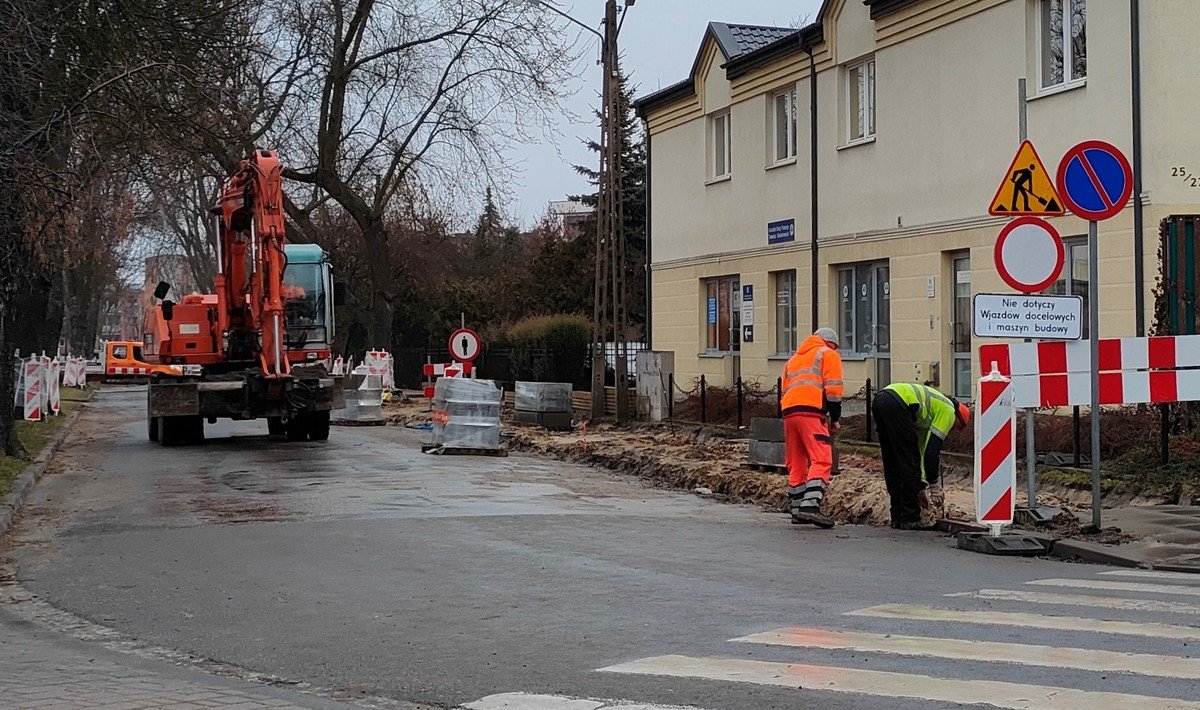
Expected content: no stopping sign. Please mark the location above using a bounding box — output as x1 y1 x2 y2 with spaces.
993 217 1065 294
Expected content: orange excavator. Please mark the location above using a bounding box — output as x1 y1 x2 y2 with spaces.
142 150 342 445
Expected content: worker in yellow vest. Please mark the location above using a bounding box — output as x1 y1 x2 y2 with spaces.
871 382 971 530
780 328 844 528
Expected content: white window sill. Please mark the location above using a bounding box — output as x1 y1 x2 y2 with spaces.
839 352 882 362
767 354 792 361
698 351 739 359
766 157 797 171
1030 79 1086 101
705 174 732 186
838 135 876 151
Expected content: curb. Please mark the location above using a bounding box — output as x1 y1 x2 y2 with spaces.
1047 538 1145 568
0 406 84 540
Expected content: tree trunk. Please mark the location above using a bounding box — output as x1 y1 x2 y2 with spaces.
0 299 22 457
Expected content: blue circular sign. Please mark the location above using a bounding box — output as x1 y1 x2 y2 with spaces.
1055 141 1133 222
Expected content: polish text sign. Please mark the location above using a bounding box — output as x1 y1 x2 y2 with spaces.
972 294 1083 340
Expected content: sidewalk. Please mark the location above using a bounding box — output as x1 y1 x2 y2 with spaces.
0 607 363 710
1087 505 1200 573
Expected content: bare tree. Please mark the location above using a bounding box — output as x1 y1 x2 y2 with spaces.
274 0 579 349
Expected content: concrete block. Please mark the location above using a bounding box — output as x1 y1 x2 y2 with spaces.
750 417 784 442
513 409 573 431
1050 539 1143 568
956 532 1047 556
749 440 785 466
515 381 572 413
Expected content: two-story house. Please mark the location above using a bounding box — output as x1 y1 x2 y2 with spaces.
634 0 1198 400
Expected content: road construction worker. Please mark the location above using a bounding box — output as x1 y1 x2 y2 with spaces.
780 327 844 529
871 383 970 530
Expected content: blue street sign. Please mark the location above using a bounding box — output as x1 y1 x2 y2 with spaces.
707 298 717 324
742 284 753 302
1056 141 1133 222
767 219 795 245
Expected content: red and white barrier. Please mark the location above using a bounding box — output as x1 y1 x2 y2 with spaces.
47 360 61 415
332 357 345 376
363 350 394 390
22 359 43 421
975 367 1016 531
63 358 87 388
980 335 1200 408
422 362 472 398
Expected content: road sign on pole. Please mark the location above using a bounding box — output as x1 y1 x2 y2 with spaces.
989 141 1064 216
449 328 482 364
993 217 1065 293
1056 141 1134 222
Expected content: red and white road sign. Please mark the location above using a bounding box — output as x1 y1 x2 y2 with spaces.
422 361 472 398
975 368 1016 527
47 360 61 415
993 217 1065 294
22 360 42 421
1057 140 1134 222
449 328 482 363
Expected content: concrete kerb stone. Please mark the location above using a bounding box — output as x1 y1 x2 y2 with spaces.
0 405 85 540
1047 538 1144 569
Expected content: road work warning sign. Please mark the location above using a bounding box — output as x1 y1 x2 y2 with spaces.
988 140 1064 217
972 293 1082 340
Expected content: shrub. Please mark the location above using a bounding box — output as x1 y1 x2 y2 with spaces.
507 314 591 386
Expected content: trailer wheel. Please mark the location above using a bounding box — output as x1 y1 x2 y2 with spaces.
267 417 285 436
186 416 205 444
160 416 182 447
285 417 308 442
308 411 331 441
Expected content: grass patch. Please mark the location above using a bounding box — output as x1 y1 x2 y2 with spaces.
0 386 92 499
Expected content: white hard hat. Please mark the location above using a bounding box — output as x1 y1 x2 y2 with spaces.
815 327 839 346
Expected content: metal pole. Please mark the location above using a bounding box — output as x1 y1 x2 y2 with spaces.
700 374 707 424
668 373 674 420
865 378 874 442
1161 403 1170 465
1018 77 1038 508
1073 405 1081 467
1089 220 1102 529
776 376 783 418
736 377 744 429
807 46 819 332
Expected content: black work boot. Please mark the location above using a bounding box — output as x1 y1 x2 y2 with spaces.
792 507 836 529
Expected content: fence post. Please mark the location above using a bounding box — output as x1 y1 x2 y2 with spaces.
1161 403 1171 465
776 377 783 418
736 377 744 429
700 374 707 424
668 373 674 420
865 378 874 442
1072 406 1081 467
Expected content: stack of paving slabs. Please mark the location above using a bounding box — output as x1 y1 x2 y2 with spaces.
749 417 786 470
431 377 503 450
513 381 573 431
332 372 384 424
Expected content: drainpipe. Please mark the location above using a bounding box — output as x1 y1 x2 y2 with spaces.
643 116 653 349
805 41 819 332
1131 0 1146 336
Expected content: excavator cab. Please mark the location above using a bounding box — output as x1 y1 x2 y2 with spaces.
282 244 335 367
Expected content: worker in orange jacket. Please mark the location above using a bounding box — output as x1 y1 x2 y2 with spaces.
780 327 844 528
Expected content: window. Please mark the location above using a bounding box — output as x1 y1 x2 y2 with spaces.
836 261 890 355
112 345 127 359
773 270 798 355
1040 0 1086 89
951 254 973 400
773 88 797 163
1049 238 1090 338
704 276 741 352
711 112 731 179
847 58 876 143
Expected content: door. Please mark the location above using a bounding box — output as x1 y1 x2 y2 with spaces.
873 263 891 388
951 253 972 399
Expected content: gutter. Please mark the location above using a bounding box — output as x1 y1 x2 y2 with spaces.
644 116 652 349
805 40 820 331
1131 0 1145 336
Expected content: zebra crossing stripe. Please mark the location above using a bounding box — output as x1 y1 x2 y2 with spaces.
1100 570 1200 583
948 588 1200 615
731 627 1200 680
1029 578 1200 597
599 655 1200 710
848 604 1200 641
461 693 705 710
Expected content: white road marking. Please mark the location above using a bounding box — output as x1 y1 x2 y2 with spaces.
848 604 1200 641
461 693 706 710
600 655 1200 710
1101 570 1200 583
731 626 1200 680
1029 578 1200 597
948 588 1200 615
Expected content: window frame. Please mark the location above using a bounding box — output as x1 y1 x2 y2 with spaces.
772 87 798 165
773 270 798 356
711 111 732 180
703 275 742 354
836 260 890 357
1038 0 1087 91
846 57 877 145
1051 236 1091 338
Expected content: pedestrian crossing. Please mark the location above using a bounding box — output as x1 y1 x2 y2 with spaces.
594 566 1200 709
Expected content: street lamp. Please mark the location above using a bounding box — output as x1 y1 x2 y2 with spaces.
526 0 636 423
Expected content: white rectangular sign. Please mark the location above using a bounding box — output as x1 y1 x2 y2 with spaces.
972 293 1083 340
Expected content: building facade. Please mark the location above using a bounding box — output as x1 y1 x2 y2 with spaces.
635 0 1198 400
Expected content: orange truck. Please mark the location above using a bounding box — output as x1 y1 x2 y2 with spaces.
101 340 185 379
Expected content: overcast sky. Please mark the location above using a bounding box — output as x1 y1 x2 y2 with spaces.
505 0 825 226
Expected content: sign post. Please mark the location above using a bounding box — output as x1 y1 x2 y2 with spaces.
1056 140 1134 530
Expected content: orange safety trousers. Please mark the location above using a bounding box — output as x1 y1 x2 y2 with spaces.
784 414 833 488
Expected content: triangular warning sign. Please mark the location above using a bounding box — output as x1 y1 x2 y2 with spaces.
988 140 1065 217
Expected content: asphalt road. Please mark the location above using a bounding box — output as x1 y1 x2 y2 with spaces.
4 387 1200 709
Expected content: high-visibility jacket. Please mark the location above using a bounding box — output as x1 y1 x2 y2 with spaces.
883 383 956 479
781 334 844 419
